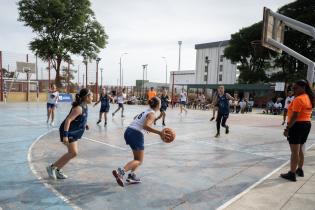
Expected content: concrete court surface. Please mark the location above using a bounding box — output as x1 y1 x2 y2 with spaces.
0 102 315 210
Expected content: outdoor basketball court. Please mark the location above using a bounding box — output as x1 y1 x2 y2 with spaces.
1 102 315 210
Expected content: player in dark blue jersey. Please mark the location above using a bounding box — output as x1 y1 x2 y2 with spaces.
46 88 93 180
94 88 114 126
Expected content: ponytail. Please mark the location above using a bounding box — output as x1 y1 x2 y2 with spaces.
296 80 315 108
72 88 91 107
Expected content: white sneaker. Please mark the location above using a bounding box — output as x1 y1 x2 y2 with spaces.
56 169 68 179
50 121 55 126
46 165 57 180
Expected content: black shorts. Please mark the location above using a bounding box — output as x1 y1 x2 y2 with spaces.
118 103 124 108
288 122 311 144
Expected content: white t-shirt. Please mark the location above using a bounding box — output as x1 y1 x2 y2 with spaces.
47 91 59 105
129 109 155 133
284 96 294 109
274 102 282 109
180 92 187 102
117 95 124 104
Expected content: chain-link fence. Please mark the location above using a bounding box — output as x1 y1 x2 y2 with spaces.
0 50 138 102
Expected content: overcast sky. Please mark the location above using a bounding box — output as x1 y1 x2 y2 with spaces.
0 0 294 86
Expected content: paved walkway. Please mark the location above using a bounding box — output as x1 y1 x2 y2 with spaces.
224 145 315 210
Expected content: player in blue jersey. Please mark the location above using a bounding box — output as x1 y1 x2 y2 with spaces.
46 88 93 180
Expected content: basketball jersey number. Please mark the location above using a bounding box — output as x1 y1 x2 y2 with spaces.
137 112 145 120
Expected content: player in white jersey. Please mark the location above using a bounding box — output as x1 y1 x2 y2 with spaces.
179 89 188 114
112 88 126 118
282 90 295 125
112 97 168 187
47 84 59 126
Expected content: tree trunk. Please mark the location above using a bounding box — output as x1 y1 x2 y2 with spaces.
54 57 62 88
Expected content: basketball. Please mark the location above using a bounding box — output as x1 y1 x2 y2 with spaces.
162 128 176 143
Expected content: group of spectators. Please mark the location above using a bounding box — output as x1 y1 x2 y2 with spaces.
263 91 295 115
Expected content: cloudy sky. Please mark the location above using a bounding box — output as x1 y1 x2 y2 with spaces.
0 0 294 86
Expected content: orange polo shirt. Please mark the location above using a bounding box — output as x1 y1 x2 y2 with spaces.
147 90 156 100
287 93 312 123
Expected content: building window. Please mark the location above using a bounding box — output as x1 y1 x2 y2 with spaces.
204 75 207 82
220 55 224 62
219 74 223 82
219 65 223 72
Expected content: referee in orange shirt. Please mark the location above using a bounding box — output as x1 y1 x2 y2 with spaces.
147 87 157 101
281 80 314 182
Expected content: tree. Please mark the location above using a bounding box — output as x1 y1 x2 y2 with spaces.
224 22 274 83
17 0 108 88
272 0 315 84
1 68 15 78
224 0 315 84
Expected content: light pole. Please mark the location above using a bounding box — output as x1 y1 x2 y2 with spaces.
178 41 182 71
83 59 88 88
119 53 128 87
67 59 71 93
142 64 148 99
205 56 210 85
77 63 81 89
83 73 85 88
162 57 168 84
95 57 101 100
100 68 104 88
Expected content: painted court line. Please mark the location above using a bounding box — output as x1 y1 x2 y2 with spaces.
82 137 128 150
27 129 82 210
215 143 315 210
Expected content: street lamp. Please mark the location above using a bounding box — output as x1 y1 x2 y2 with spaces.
119 53 128 87
95 57 101 100
77 63 81 90
178 41 182 71
205 56 210 85
142 64 148 98
162 57 168 84
100 68 104 88
83 59 88 88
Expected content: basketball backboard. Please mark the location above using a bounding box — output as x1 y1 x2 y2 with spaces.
262 7 285 53
16 62 36 74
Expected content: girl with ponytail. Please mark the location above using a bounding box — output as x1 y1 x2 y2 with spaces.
281 80 314 182
112 96 170 187
46 88 93 180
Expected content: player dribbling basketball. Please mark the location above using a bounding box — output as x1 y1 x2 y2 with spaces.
112 97 170 187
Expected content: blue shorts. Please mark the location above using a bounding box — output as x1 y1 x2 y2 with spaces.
100 106 110 113
59 128 84 143
47 103 56 109
180 101 186 105
118 103 124 108
124 127 144 151
160 106 167 112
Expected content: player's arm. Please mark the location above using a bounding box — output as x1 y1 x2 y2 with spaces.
226 93 235 101
94 97 101 107
55 92 59 103
63 106 82 145
143 113 165 138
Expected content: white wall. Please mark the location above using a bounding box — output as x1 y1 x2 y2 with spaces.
195 45 237 84
169 70 195 88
